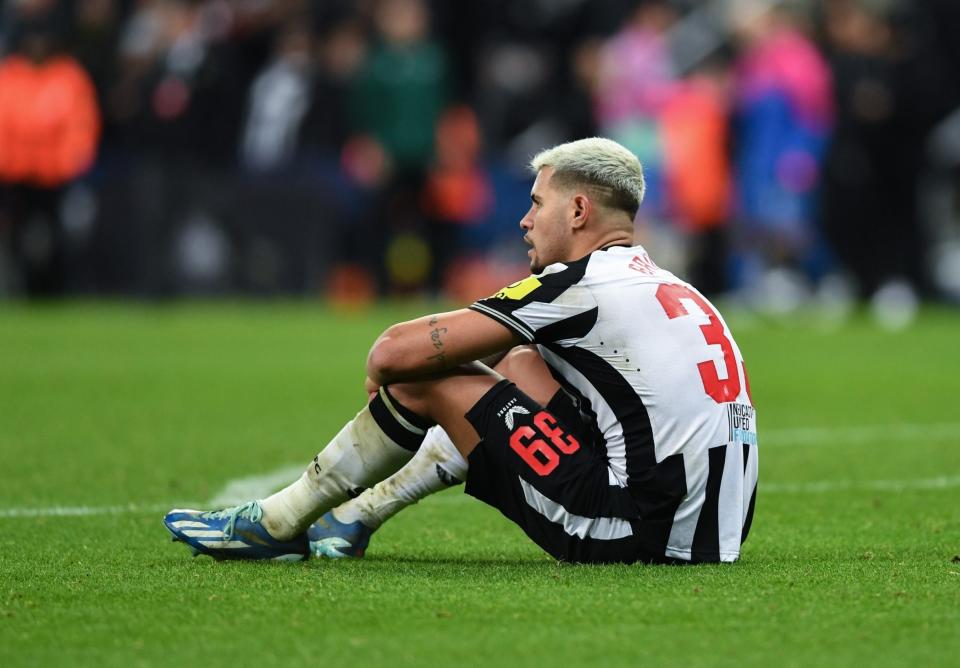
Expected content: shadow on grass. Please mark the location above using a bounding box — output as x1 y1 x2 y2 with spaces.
326 554 693 570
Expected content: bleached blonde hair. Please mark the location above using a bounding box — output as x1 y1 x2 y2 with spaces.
530 137 645 218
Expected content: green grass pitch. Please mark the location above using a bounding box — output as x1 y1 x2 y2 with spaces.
1 302 958 667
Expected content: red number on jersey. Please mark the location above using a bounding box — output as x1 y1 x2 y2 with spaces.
655 283 742 404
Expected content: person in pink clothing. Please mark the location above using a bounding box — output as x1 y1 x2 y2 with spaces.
593 1 679 219
729 1 834 301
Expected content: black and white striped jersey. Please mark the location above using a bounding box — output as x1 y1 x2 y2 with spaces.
470 244 758 563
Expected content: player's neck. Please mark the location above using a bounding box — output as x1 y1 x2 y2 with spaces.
571 229 634 259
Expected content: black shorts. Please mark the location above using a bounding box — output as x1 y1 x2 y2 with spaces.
464 380 679 564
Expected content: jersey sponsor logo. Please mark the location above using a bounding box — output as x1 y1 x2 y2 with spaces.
727 403 757 445
491 276 541 301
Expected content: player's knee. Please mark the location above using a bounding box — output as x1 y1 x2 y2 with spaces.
382 381 433 418
494 345 541 378
494 346 558 404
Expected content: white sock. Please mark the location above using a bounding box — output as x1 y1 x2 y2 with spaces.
332 426 468 530
260 388 429 539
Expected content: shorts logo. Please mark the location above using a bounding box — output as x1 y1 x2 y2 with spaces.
491 276 541 301
503 405 530 429
496 397 531 430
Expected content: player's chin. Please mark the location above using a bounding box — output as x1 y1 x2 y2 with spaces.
528 250 541 274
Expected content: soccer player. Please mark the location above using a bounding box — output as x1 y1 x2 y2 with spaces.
165 137 758 564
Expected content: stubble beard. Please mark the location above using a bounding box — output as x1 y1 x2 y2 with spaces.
526 241 541 274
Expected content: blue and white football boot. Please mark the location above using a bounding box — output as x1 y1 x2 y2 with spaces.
164 501 308 561
307 510 374 558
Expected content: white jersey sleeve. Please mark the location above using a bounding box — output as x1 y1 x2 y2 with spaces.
468 256 597 344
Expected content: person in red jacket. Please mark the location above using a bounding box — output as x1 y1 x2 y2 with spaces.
0 24 101 295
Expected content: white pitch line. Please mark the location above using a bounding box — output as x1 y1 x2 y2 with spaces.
1 422 958 519
206 465 305 507
0 503 174 518
763 422 960 446
0 466 307 520
761 475 960 494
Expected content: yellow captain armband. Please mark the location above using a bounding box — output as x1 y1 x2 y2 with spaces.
491 276 541 300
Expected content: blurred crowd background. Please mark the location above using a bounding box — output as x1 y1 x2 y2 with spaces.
2 0 960 320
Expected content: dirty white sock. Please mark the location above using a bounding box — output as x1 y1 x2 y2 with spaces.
260 387 431 539
332 426 468 530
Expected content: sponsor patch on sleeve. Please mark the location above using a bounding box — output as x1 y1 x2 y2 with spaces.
491 276 541 301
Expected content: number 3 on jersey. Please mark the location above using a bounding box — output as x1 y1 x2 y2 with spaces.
655 283 751 405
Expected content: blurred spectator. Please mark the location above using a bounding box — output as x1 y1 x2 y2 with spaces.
821 0 947 309
70 0 120 103
660 57 733 294
473 37 557 166
729 0 833 308
591 2 734 295
111 0 244 164
0 17 100 295
105 0 249 295
349 0 448 175
421 104 493 293
594 0 678 219
240 21 315 172
310 17 368 155
345 0 450 294
0 0 957 306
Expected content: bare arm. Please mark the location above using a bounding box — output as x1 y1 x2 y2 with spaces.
365 344 515 398
366 309 522 386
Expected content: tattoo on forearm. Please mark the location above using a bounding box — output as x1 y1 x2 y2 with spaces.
426 316 448 366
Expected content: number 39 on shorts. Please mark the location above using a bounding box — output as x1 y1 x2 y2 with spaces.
509 411 580 476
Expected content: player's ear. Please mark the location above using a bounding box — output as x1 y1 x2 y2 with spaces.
571 193 591 229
